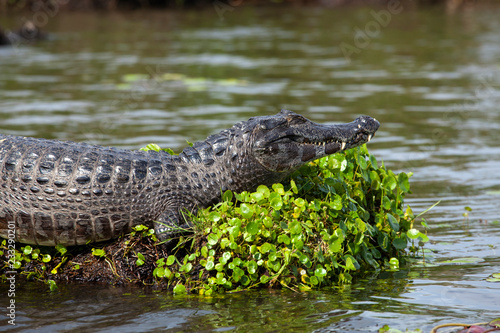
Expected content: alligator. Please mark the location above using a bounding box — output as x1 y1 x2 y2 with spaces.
0 28 10 46
0 21 47 46
0 110 379 247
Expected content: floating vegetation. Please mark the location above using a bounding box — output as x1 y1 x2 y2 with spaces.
437 257 484 265
116 72 248 92
1 145 429 292
486 273 500 283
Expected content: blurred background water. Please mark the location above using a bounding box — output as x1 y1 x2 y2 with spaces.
1 3 500 331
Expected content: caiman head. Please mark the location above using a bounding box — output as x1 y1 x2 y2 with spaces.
251 109 380 173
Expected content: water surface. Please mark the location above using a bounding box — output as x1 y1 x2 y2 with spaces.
1 4 500 332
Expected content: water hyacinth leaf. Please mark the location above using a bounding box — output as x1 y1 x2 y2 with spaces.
270 195 283 210
201 246 208 258
47 280 58 292
222 251 232 263
398 172 410 193
208 212 221 223
345 256 356 271
260 242 273 254
240 203 254 219
417 232 429 243
140 143 162 152
23 246 33 256
329 237 344 253
262 216 274 228
233 257 242 266
387 214 399 232
309 276 319 285
256 185 270 198
272 183 285 195
357 154 368 170
290 179 298 194
382 174 397 191
247 260 258 274
332 194 343 210
392 237 407 250
232 267 245 282
166 255 176 266
260 275 270 284
299 254 311 267
205 261 215 270
222 190 233 202
389 258 399 270
292 235 304 250
294 198 306 208
183 262 193 273
91 248 105 257
154 267 165 278
383 196 392 210
278 234 291 245
207 233 219 246
288 221 302 234
369 153 378 169
268 252 278 262
407 228 420 239
229 225 240 239
55 244 67 256
330 154 347 171
315 266 327 278
136 252 145 266
246 221 260 235
251 192 264 202
268 260 281 272
173 284 186 294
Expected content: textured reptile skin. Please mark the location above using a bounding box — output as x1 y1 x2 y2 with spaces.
0 110 379 246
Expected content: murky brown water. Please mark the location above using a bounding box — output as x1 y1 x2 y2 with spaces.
1 3 500 332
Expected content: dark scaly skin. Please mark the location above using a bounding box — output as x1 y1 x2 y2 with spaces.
0 27 11 46
0 110 380 246
0 21 46 46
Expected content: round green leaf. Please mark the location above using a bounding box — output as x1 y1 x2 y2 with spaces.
246 221 260 235
173 284 186 294
247 260 258 274
166 255 176 266
288 221 302 235
207 233 219 246
240 203 254 219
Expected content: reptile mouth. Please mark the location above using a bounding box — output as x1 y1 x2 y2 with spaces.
302 132 373 153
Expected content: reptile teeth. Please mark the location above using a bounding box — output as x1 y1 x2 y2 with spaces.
341 142 346 150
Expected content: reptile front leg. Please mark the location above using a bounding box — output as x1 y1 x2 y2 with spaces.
153 206 196 246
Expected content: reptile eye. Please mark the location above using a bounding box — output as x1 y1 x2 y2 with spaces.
289 116 307 126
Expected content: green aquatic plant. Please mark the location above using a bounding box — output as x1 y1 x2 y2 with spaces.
148 144 425 293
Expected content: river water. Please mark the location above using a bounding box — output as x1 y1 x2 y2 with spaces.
1 3 499 332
